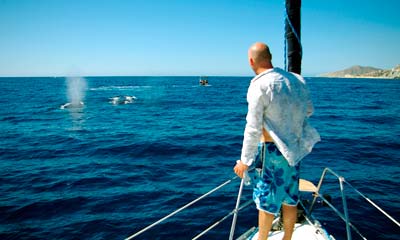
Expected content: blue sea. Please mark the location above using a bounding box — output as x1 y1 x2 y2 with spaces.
0 76 399 240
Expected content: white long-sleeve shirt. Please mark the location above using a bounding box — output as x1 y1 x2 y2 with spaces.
240 68 320 166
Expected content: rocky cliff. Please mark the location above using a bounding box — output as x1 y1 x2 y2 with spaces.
320 65 400 79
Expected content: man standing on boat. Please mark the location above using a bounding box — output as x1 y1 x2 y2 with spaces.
234 42 320 240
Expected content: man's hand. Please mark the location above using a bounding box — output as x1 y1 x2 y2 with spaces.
234 160 249 179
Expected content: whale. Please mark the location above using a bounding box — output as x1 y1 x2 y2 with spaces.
60 101 84 109
109 96 137 105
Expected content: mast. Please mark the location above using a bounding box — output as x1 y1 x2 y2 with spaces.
285 0 302 74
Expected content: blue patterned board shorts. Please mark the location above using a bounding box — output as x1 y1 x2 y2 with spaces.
253 142 300 215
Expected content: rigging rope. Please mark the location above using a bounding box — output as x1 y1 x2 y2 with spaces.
344 180 400 227
125 176 238 240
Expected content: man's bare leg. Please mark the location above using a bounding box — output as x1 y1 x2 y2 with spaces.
282 204 297 240
258 210 274 240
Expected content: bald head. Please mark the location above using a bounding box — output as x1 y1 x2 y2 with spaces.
248 42 273 74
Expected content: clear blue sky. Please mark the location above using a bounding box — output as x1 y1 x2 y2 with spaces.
0 0 399 77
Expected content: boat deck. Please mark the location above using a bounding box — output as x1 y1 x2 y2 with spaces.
238 223 333 240
125 168 399 240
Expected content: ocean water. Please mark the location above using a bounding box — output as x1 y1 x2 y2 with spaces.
0 76 399 240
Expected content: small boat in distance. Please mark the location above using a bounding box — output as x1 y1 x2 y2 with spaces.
199 76 209 86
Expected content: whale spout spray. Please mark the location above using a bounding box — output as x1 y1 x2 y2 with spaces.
61 77 87 109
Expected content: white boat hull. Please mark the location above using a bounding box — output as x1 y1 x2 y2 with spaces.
239 222 333 240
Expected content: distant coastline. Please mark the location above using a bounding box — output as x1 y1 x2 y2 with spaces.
319 64 400 79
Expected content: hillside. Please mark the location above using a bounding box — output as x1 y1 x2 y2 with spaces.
319 65 400 78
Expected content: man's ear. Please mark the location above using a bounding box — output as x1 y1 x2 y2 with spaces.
249 57 255 66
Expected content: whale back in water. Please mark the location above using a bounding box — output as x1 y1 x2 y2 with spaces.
60 101 84 109
109 96 137 105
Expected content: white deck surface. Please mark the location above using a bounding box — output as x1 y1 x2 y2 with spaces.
248 223 332 240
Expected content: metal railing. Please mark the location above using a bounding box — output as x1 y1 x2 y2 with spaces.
124 167 400 239
308 168 400 240
124 175 251 240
